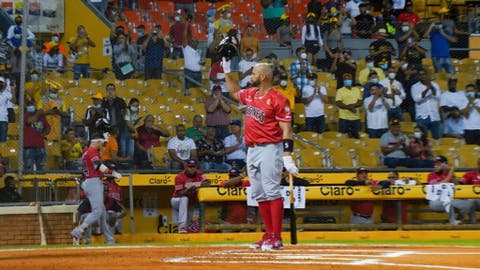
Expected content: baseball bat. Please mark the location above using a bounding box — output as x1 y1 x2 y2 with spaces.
289 173 297 245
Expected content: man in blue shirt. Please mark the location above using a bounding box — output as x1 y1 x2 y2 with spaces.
423 21 457 74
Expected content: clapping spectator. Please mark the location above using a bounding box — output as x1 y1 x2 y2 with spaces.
400 38 426 71
463 84 480 145
379 66 406 121
408 126 434 162
395 21 420 57
205 85 231 139
364 84 391 138
302 72 328 134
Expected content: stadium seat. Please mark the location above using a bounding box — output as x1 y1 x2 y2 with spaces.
328 146 357 169
432 145 458 156
336 138 365 150
297 148 327 169
319 131 345 139
399 121 416 134
458 145 480 168
151 146 169 169
356 148 382 168
195 2 213 13
293 103 306 130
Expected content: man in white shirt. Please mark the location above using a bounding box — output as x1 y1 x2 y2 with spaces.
345 0 362 18
439 78 468 116
302 73 328 134
7 15 35 40
364 84 392 138
224 120 246 170
379 66 406 121
167 124 198 170
0 76 14 143
183 23 203 91
411 69 442 139
238 48 258 88
462 84 480 145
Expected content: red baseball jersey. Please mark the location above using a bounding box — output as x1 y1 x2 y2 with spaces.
427 171 452 184
81 147 103 179
104 180 122 211
172 171 207 204
460 170 480 185
237 87 292 145
222 180 250 224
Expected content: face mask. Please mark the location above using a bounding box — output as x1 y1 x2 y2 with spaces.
174 16 180 22
26 105 36 112
466 92 476 98
370 78 378 84
52 36 59 43
309 80 316 86
413 132 422 139
344 79 352 87
435 24 443 29
208 17 214 23
365 10 371 15
388 72 396 79
401 63 408 70
300 53 307 60
225 13 231 19
14 34 21 39
366 62 374 69
137 32 144 38
49 93 57 99
380 64 388 70
130 106 138 112
93 104 102 109
401 26 409 32
151 30 158 35
280 80 287 87
31 74 39 81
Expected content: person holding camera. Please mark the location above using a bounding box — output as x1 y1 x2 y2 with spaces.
142 24 169 80
302 72 328 134
423 20 457 74
69 25 96 81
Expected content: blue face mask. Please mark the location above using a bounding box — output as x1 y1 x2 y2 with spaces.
49 93 57 99
93 104 102 109
31 74 39 81
380 63 388 70
130 106 138 112
370 78 378 84
366 62 374 69
52 36 59 43
137 32 144 38
26 105 36 113
14 34 21 39
208 17 214 23
344 79 352 87
466 92 476 98
309 80 316 86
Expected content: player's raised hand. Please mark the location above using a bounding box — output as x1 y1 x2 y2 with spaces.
221 57 231 74
283 155 299 176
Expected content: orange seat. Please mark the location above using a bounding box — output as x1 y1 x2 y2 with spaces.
195 2 213 13
157 1 175 14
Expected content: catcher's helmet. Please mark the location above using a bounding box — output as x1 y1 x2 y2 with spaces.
216 34 240 61
95 117 111 133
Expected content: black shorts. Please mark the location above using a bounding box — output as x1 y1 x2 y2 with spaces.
304 40 320 55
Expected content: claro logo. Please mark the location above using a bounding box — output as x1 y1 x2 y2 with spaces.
372 186 406 196
320 186 355 196
472 185 480 194
149 176 171 185
216 187 247 196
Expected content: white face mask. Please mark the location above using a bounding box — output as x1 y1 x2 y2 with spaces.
388 72 396 79
401 26 409 32
300 53 307 60
401 63 408 70
466 92 476 98
309 80 316 86
366 62 374 68
174 15 180 22
280 80 287 87
413 132 422 139
225 13 231 19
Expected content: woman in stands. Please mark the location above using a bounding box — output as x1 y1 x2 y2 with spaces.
408 126 434 162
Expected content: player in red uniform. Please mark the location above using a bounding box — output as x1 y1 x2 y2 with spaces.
459 157 480 212
223 58 299 251
70 135 122 244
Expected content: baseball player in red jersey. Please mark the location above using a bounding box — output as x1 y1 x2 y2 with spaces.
222 58 299 251
70 135 122 244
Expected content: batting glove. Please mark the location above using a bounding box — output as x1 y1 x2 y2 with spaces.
221 57 232 74
111 171 122 180
283 155 299 176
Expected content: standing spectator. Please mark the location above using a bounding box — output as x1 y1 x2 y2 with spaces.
364 84 392 138
379 66 406 121
196 126 230 171
339 6 355 39
60 128 83 171
353 3 375 38
261 0 287 35
171 159 209 233
101 126 131 167
102 84 127 154
83 92 110 141
182 23 203 91
240 24 261 57
274 73 297 114
142 24 167 80
400 38 426 71
43 43 64 72
363 70 381 100
69 25 96 81
345 167 376 224
426 155 476 224
214 4 234 36
369 37 395 68
345 0 362 18
408 126 434 162
0 77 13 143
167 124 197 170
175 0 194 17
440 78 468 115
423 21 457 74
301 13 323 66
358 55 385 86
37 80 68 142
169 9 189 59
134 24 148 76
206 9 216 47
302 72 328 134
395 21 419 57
224 120 247 170
185 114 207 142
120 98 140 162
238 48 258 89
290 47 313 99
0 176 21 203
24 98 50 172
7 15 35 41
411 69 442 139
397 59 419 120
134 114 170 169
335 73 363 138
443 107 464 138
112 32 136 81
276 14 294 51
397 1 420 26
459 157 480 211
463 84 480 145
205 85 231 139
331 49 357 89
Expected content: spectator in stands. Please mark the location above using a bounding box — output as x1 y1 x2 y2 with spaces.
43 43 64 72
102 84 127 145
171 159 209 233
134 114 170 169
206 9 216 47
168 124 197 170
363 70 381 99
318 6 332 35
238 48 258 89
134 24 148 76
214 4 234 36
29 41 44 74
241 24 261 58
301 13 323 66
408 126 434 163
175 0 195 17
400 37 426 71
275 73 297 114
345 0 362 18
364 84 391 138
335 73 363 138
84 92 110 141
196 126 230 171
104 1 120 23
345 167 377 224
397 59 418 120
339 5 355 39
120 98 140 162
0 77 13 143
353 3 374 38
440 78 468 115
358 55 384 86
397 1 420 26
143 24 167 80
112 32 136 81
207 31 223 62
265 53 288 86
369 38 395 68
290 47 313 98
459 157 480 211
102 126 131 168
380 118 434 168
381 171 409 224
331 49 357 89
37 80 68 142
24 97 50 172
424 21 457 74
411 69 442 139
463 84 480 145
427 155 476 224
438 7 469 36
169 9 189 59
69 25 96 81
443 107 464 138
302 72 328 134
261 0 286 35
182 22 203 91
186 114 207 142
224 120 247 170
395 21 420 57
205 85 231 139
380 66 406 121
0 176 21 203
25 70 41 103
374 3 397 38
209 61 228 96
7 15 35 41
320 19 343 71
60 128 83 171
276 14 294 51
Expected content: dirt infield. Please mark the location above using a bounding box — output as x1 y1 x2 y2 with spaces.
1 244 480 270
